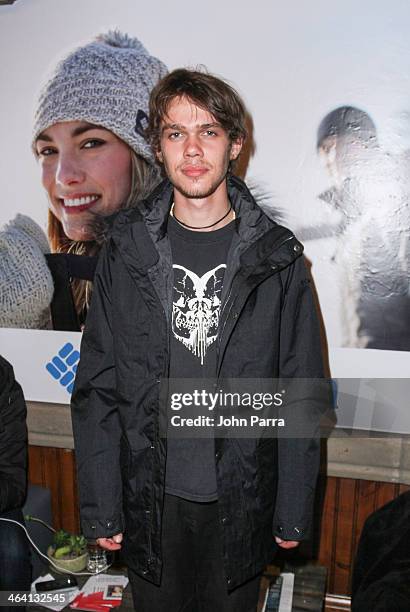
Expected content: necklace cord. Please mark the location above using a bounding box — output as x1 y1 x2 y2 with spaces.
170 203 234 230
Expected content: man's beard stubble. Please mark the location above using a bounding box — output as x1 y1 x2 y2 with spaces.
172 172 228 199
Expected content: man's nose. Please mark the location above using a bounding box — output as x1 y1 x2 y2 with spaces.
55 153 85 186
184 134 203 158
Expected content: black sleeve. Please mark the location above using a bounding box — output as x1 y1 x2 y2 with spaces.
273 255 328 541
70 242 124 539
0 356 28 513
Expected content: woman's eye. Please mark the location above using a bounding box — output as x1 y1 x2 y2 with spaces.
37 147 56 157
83 139 105 149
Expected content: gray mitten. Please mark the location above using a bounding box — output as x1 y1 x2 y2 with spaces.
0 214 54 329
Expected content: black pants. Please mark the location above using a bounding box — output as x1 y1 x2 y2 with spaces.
129 495 261 612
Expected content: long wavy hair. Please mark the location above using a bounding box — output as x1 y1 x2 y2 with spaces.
47 150 160 322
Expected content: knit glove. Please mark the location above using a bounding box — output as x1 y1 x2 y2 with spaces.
0 214 54 329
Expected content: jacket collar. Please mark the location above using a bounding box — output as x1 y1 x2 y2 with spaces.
109 175 303 272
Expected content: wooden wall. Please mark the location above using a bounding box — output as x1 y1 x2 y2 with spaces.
28 445 410 596
28 446 79 534
317 476 410 595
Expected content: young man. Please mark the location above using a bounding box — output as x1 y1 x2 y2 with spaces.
71 69 325 612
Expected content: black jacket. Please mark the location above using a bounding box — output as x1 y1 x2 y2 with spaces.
0 355 28 513
71 176 326 589
352 491 410 610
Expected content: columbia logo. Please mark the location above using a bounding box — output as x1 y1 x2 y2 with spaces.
45 343 80 394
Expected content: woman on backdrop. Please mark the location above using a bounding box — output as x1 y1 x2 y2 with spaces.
0 31 167 330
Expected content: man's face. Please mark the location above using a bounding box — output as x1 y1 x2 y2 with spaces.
157 96 242 200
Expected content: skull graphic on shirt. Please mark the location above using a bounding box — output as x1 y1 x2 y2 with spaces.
172 264 226 365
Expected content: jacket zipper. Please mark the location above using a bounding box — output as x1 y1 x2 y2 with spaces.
147 309 170 571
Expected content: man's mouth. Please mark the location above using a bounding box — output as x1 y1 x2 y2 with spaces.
181 166 209 178
60 194 100 213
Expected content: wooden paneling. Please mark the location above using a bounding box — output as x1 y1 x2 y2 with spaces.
352 480 377 573
325 594 351 611
28 446 79 534
317 476 337 587
28 444 410 596
375 481 397 508
318 477 410 595
332 479 357 594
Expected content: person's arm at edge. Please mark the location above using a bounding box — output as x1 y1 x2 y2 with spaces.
0 358 28 513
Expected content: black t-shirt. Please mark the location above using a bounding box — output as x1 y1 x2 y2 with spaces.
165 215 235 501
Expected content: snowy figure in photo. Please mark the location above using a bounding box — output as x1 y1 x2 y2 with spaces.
301 106 410 350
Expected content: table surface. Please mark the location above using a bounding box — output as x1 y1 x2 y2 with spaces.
32 562 327 612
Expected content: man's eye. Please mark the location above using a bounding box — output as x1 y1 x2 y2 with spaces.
83 139 105 149
204 130 217 137
168 132 182 140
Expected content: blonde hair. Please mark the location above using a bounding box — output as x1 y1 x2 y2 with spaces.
48 150 160 322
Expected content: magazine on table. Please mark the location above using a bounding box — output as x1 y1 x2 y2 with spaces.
69 574 128 612
261 572 294 612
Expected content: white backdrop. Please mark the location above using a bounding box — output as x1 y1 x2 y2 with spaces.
1 0 410 394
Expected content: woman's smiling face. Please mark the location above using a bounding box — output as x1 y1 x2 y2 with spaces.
35 121 132 241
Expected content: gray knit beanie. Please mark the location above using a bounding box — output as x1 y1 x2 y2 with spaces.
32 31 168 164
0 215 54 329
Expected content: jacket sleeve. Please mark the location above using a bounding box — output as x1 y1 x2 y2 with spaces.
0 357 28 513
273 254 328 541
71 241 124 539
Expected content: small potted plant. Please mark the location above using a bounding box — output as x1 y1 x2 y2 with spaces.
25 515 88 572
47 529 88 572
